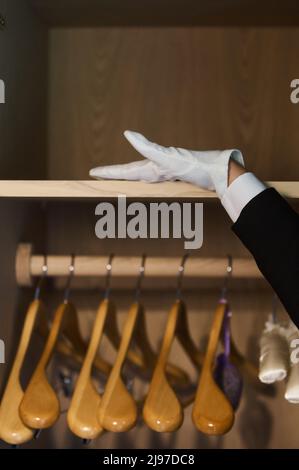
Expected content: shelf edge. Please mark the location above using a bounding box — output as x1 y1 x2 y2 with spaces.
0 180 298 199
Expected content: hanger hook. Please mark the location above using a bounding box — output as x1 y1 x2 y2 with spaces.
34 254 48 300
135 254 146 301
221 254 233 300
104 254 114 299
64 254 75 303
176 253 189 300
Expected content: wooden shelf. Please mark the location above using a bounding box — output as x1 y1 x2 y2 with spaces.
0 180 298 200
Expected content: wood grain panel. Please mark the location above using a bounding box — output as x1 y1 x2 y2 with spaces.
48 27 299 182
0 0 48 179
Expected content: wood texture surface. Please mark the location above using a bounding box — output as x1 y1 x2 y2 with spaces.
192 301 234 435
98 302 139 432
0 180 298 199
48 28 299 182
0 300 45 445
19 303 72 429
25 254 262 281
142 301 184 432
67 299 112 439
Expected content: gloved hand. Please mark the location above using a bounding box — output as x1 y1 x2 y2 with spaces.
89 130 245 198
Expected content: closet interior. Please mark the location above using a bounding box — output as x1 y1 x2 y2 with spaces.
1 0 299 449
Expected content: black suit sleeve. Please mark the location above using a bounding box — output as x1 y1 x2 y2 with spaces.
232 187 299 328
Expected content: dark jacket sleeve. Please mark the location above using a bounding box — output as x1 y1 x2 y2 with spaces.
232 187 299 328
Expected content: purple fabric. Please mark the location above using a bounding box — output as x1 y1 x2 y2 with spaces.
214 306 243 410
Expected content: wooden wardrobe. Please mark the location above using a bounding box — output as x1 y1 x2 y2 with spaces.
1 0 299 449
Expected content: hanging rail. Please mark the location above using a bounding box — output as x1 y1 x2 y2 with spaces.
16 244 262 287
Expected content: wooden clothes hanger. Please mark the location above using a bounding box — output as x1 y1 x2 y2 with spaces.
0 264 48 445
192 299 234 435
67 298 113 440
67 255 115 440
97 255 148 432
97 301 139 432
143 254 203 432
192 256 235 435
19 255 82 430
143 300 184 432
19 306 66 430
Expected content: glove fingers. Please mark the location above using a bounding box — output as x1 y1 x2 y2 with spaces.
89 159 167 182
124 130 184 173
123 130 215 188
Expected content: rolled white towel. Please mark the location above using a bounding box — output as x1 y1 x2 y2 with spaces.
284 322 299 403
259 318 290 384
285 363 299 403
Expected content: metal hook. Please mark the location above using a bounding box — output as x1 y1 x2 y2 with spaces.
135 254 146 301
34 254 48 300
82 438 92 445
221 254 233 300
58 368 75 398
104 254 114 299
34 429 42 440
176 253 189 300
64 254 75 303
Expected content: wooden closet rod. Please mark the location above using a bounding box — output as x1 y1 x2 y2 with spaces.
16 244 262 287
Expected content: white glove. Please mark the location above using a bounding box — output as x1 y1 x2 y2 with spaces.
89 130 245 198
258 318 290 384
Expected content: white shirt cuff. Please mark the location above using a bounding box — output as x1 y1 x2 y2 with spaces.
221 172 267 223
